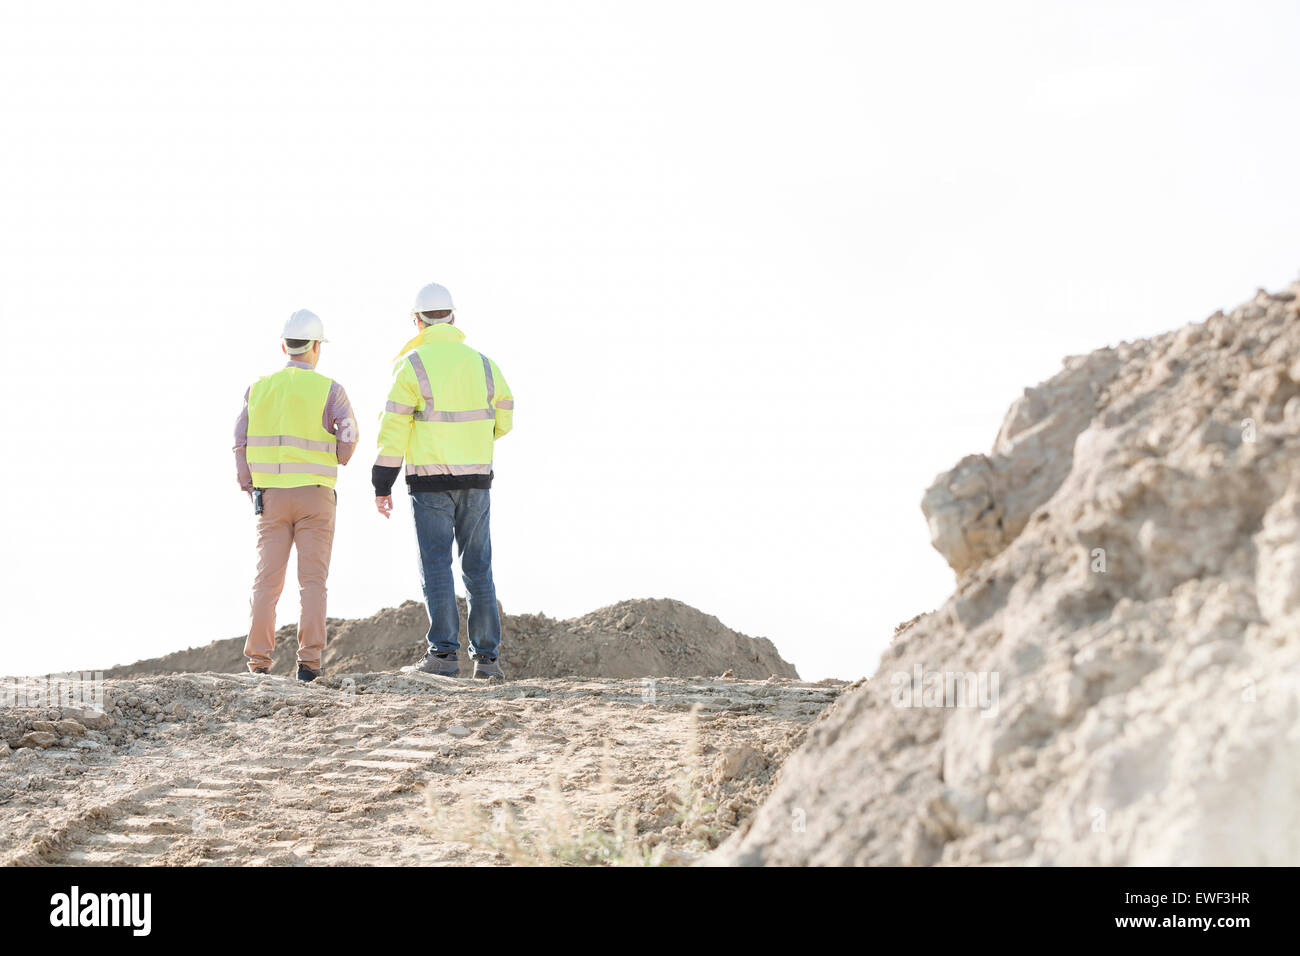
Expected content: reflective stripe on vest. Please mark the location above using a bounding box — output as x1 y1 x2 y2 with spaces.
480 353 496 420
407 351 435 404
418 408 494 422
246 435 339 454
405 463 493 477
249 462 339 478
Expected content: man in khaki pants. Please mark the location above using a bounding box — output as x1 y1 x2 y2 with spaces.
233 310 358 681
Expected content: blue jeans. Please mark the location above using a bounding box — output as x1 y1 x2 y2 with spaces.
410 489 501 660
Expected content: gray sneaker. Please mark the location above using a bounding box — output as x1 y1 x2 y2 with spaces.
472 657 505 681
402 650 460 677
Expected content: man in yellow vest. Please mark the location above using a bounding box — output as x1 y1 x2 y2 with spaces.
233 309 358 681
373 282 513 680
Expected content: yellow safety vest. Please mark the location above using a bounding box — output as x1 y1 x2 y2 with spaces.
246 367 340 489
375 323 513 477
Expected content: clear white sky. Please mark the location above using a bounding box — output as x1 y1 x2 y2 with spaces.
1 1 1297 681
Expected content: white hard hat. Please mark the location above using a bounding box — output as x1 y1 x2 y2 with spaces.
411 282 455 321
282 309 328 354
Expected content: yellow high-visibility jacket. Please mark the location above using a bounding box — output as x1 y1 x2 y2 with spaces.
246 366 340 489
374 323 513 492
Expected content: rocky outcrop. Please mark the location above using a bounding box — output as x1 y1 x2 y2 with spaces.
922 348 1122 575
713 281 1300 866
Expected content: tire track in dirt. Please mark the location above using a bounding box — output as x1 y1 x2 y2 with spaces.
2 673 843 866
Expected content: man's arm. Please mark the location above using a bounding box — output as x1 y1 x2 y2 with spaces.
233 387 253 494
490 359 513 440
325 382 358 465
373 360 420 507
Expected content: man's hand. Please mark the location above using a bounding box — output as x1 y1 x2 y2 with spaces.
375 495 393 519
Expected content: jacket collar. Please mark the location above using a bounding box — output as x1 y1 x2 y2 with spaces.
284 360 315 370
394 322 465 360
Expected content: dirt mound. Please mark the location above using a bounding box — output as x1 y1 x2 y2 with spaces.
713 280 1300 866
104 598 798 681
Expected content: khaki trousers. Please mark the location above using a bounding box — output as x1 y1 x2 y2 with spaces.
244 484 337 672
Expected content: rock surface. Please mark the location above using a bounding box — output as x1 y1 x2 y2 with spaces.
713 280 1300 866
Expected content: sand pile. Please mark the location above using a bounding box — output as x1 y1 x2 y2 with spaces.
714 280 1300 866
105 598 797 681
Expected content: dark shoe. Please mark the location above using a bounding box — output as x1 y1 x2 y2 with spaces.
401 649 460 677
296 665 320 683
472 657 504 681
249 667 270 676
